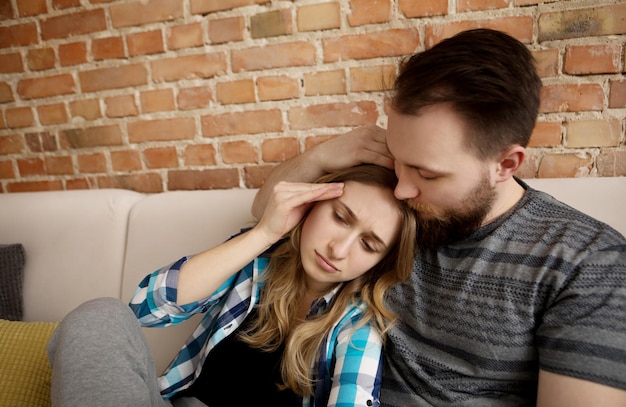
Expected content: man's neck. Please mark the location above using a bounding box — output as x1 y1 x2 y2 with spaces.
482 177 525 226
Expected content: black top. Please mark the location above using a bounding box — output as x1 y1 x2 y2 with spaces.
174 309 300 407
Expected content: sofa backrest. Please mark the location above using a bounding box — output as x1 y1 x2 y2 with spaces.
0 189 144 322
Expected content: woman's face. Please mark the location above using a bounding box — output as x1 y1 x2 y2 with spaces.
299 181 402 295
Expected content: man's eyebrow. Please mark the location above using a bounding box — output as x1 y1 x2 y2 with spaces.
336 200 389 249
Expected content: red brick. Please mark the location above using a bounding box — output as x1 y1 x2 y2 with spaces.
0 0 13 19
53 0 80 9
97 173 163 193
0 160 15 179
289 101 378 130
458 0 509 12
324 29 419 62
201 110 283 137
69 99 101 120
244 165 274 188
168 23 204 50
0 135 25 154
528 121 561 147
350 65 396 92
183 144 217 166
152 53 227 82
66 178 93 190
216 80 255 104
425 17 534 48
144 147 178 169
168 168 240 190
304 70 346 96
0 82 14 103
6 107 34 128
6 180 63 192
92 37 125 60
128 118 196 142
78 153 106 173
261 137 299 162
17 0 47 16
61 125 123 148
0 53 24 74
537 153 593 178
41 9 106 40
348 0 390 26
399 0 447 17
79 64 147 92
0 22 38 48
127 30 164 56
232 42 316 72
25 132 43 152
59 42 87 66
221 140 258 164
539 84 604 113
209 17 245 44
257 75 300 101
17 74 76 99
111 150 142 171
297 2 341 31
45 156 74 175
178 86 213 110
564 44 622 75
609 80 626 108
26 47 56 71
533 49 559 78
17 158 45 177
105 94 138 118
38 103 68 125
190 0 270 14
141 89 176 113
110 0 183 28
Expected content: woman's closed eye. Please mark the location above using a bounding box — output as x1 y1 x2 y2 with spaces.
333 211 348 225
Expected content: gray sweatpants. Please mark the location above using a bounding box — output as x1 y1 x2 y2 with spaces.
47 297 206 407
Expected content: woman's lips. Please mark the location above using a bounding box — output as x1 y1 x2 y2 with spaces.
315 250 339 273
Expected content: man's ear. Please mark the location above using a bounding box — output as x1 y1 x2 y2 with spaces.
495 145 525 182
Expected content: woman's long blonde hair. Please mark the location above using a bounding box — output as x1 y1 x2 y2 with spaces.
238 165 417 396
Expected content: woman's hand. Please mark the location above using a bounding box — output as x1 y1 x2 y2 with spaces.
254 181 344 245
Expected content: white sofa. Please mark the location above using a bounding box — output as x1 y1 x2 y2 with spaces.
1 178 625 375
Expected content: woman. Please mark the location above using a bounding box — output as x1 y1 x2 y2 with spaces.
48 165 416 407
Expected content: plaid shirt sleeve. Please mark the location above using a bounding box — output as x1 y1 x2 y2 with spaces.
314 306 383 407
128 255 240 328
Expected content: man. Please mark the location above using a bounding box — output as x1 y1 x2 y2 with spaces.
252 29 626 406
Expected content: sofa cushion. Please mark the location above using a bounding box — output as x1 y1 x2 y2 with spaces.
0 319 59 407
0 244 26 321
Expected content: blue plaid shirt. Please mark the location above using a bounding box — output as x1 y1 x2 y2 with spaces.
129 253 383 407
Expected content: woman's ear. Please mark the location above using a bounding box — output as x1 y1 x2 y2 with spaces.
495 145 526 182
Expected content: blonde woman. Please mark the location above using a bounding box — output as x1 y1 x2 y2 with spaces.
48 165 416 407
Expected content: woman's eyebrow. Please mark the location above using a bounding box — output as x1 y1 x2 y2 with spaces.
336 200 389 249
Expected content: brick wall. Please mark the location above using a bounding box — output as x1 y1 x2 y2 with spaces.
0 0 624 193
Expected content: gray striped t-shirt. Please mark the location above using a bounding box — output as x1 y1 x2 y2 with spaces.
380 179 626 406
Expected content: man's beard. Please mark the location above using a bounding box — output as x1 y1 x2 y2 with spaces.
409 177 496 249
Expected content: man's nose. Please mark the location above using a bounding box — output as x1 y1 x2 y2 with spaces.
394 177 419 201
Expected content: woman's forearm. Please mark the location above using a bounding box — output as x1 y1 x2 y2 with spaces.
176 227 275 304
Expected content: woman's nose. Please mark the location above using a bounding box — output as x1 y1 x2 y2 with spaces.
329 234 354 259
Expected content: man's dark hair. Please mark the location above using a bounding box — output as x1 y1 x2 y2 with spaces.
392 29 542 159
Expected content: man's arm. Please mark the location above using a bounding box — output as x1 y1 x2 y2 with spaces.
252 125 392 219
536 370 626 406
